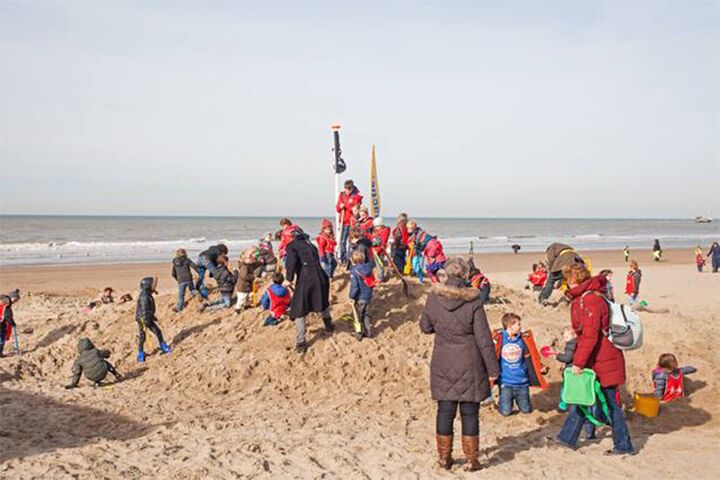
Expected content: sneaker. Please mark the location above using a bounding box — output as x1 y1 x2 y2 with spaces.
160 342 172 354
295 343 308 354
355 332 364 341
137 351 146 363
603 449 636 456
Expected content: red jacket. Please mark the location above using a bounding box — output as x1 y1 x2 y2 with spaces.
351 216 374 238
371 225 391 255
423 238 446 264
278 224 299 258
336 187 363 226
568 275 626 387
528 268 548 287
316 233 337 257
391 223 409 248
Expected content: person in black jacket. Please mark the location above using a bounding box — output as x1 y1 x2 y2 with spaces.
195 244 228 299
65 338 122 388
200 255 238 312
0 290 20 357
136 277 171 362
172 248 198 312
348 228 373 266
285 228 334 353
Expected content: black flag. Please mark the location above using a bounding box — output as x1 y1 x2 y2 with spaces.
333 129 346 174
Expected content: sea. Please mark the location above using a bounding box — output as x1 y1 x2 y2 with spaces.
0 215 717 267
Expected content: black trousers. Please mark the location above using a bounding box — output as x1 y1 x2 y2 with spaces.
436 400 480 436
137 317 165 352
538 270 563 303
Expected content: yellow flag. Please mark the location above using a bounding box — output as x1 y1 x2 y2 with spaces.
369 145 381 217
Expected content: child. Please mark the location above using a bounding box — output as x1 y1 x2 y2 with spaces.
101 287 114 304
625 260 642 305
526 263 548 291
349 251 376 340
260 272 291 326
497 313 532 416
355 206 374 239
256 233 278 276
695 246 706 273
235 249 259 313
277 218 299 262
623 246 630 262
0 290 20 357
423 237 446 283
171 248 198 312
200 255 238 312
390 213 409 273
598 269 614 302
317 219 338 279
467 257 491 304
64 338 122 388
554 326 596 439
348 227 373 265
652 353 697 402
135 277 171 362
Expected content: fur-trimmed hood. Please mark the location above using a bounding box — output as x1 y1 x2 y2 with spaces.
431 282 481 312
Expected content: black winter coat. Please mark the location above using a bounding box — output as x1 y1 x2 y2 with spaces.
199 245 222 265
420 279 499 402
286 235 330 319
171 256 197 284
69 338 110 386
214 266 239 294
136 277 157 323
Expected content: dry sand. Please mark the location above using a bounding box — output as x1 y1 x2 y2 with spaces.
0 248 718 479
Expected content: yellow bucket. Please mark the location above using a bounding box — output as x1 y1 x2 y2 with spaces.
634 393 660 418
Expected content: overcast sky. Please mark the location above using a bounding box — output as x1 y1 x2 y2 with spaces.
1 1 718 218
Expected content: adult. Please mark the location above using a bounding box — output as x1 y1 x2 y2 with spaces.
390 213 409 272
285 228 334 353
652 239 663 262
707 242 720 273
555 264 634 455
538 242 584 304
335 180 363 263
196 243 228 299
420 257 499 471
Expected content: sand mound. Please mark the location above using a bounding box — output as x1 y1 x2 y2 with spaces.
1 269 719 479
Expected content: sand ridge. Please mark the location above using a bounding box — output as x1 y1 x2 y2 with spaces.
0 250 719 479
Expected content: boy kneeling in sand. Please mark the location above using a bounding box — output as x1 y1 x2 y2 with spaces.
65 338 122 388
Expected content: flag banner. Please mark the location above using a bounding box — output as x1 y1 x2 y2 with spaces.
369 144 381 217
333 127 346 174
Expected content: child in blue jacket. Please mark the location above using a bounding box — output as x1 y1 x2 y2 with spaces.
497 313 532 416
349 251 376 340
260 272 291 326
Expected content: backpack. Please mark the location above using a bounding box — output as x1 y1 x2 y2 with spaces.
355 270 378 288
604 300 643 351
662 371 684 402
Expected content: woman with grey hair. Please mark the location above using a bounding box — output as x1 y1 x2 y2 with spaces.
420 257 499 471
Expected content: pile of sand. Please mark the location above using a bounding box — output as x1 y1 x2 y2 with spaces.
1 257 719 479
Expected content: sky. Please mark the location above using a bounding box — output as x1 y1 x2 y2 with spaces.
0 0 718 218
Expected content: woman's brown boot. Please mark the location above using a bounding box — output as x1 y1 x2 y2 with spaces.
435 434 453 470
461 436 481 471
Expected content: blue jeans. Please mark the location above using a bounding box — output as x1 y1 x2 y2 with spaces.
558 386 633 453
176 281 196 311
392 247 407 273
206 292 233 311
498 385 532 416
339 225 350 263
479 284 491 305
628 293 638 305
196 255 219 299
321 254 337 279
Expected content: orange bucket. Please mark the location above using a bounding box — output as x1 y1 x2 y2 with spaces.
634 393 660 418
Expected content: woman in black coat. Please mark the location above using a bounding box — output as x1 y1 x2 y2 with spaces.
285 229 334 353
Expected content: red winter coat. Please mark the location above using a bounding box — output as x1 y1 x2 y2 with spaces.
528 268 548 287
391 223 409 249
371 225 391 256
424 238 446 264
316 233 337 257
351 216 373 238
336 188 363 226
568 275 626 387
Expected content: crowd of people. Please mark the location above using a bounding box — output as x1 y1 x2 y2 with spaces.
2 179 715 472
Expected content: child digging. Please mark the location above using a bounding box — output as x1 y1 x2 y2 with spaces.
653 353 697 402
200 254 238 312
260 272 291 326
65 338 122 388
554 326 596 439
136 277 171 362
349 250 377 340
497 313 532 416
171 248 198 312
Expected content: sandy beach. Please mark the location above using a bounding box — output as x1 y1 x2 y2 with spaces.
1 247 719 479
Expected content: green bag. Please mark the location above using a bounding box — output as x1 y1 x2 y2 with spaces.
561 368 597 406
